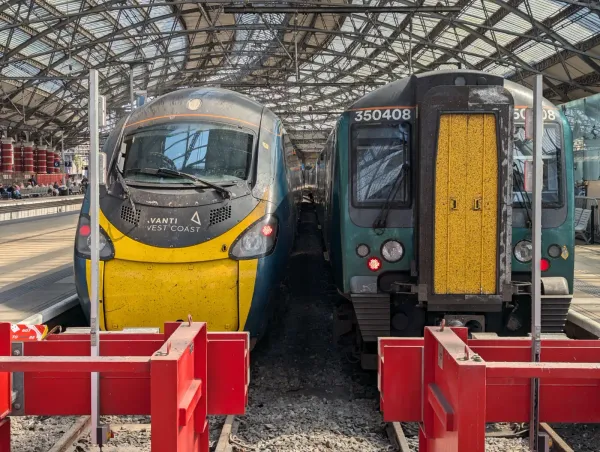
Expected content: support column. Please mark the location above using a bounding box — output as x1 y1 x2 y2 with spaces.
529 73 543 451
88 68 102 446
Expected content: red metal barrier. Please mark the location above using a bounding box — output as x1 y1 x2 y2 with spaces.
33 173 65 186
378 326 600 452
0 321 249 452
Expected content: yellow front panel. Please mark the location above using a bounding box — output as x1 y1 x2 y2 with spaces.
103 259 239 331
433 116 450 294
434 114 498 294
481 115 499 292
87 201 268 331
465 115 484 293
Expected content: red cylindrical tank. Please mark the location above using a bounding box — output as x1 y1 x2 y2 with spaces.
36 146 47 174
1 138 14 174
23 142 34 173
13 141 23 172
46 150 54 174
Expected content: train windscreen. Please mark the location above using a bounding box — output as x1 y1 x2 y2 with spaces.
512 124 562 207
351 123 411 207
121 122 254 184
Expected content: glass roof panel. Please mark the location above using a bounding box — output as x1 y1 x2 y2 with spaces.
0 1 599 147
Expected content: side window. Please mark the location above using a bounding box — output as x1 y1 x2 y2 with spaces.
283 134 299 168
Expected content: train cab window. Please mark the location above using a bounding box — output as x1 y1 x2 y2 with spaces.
122 122 254 184
351 123 410 207
512 124 562 207
283 134 300 168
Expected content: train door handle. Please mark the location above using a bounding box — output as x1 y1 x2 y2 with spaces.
450 198 457 210
473 198 481 211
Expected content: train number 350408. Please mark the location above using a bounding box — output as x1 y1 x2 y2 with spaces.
354 108 412 122
514 108 557 121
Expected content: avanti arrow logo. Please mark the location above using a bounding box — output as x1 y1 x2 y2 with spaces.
191 211 201 226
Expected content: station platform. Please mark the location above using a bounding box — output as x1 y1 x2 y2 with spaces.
567 244 600 337
0 195 83 223
0 214 79 323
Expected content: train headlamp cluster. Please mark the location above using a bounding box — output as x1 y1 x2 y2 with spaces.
513 240 555 271
367 257 382 272
229 215 279 260
548 244 562 259
356 244 370 258
514 240 533 263
75 215 115 260
381 240 404 263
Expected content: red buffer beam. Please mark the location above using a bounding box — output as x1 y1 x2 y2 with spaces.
0 322 249 452
378 327 600 452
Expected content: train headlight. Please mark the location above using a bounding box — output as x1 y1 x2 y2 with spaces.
381 240 404 263
356 244 370 258
229 215 279 260
514 240 532 263
86 233 108 252
548 244 562 258
75 215 115 260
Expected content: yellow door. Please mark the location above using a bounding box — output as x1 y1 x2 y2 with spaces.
434 114 498 294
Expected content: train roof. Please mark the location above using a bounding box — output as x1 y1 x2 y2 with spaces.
101 87 283 164
125 87 268 133
348 69 559 111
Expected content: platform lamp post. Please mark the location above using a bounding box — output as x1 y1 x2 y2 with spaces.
60 131 65 186
88 68 110 447
529 74 544 451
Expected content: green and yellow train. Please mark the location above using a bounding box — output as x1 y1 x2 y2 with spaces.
314 70 573 360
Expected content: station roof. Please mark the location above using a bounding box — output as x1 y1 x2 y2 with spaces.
1 0 599 150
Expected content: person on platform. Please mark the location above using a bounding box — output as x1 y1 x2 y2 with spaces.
11 185 21 199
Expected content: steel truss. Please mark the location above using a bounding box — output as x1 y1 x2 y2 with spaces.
0 0 599 151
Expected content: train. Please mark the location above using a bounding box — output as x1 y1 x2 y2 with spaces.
313 70 574 365
74 87 303 343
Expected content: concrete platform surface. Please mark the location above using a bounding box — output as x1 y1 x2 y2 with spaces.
569 245 600 336
0 195 83 207
0 214 78 322
0 196 83 223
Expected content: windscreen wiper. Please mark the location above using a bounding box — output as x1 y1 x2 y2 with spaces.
512 162 532 228
112 113 137 214
155 167 231 199
372 162 409 232
116 171 137 213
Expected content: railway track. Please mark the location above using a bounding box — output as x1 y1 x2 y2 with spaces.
34 415 238 452
46 417 90 452
215 416 239 452
386 422 576 452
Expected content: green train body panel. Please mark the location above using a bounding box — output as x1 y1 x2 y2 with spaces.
512 112 575 292
314 69 575 339
330 116 413 293
326 110 575 296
